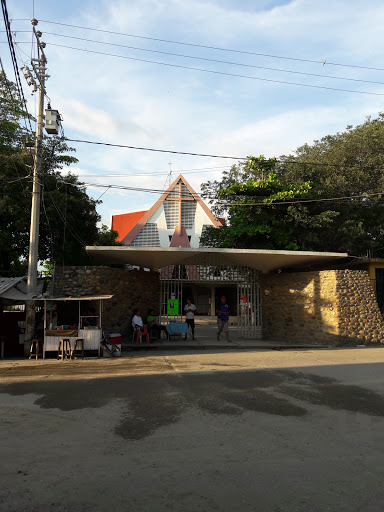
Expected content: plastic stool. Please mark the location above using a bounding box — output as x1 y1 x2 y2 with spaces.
57 338 71 360
29 338 42 359
71 338 84 360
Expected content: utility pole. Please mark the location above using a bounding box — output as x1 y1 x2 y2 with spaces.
24 19 48 355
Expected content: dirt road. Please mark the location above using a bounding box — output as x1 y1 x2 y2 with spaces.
1 348 384 511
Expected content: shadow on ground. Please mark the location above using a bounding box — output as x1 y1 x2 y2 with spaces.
2 367 384 441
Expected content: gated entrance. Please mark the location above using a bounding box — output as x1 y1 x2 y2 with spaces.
159 253 262 339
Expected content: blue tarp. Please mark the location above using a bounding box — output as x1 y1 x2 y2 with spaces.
166 322 189 334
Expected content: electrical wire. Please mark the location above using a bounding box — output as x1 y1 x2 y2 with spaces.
14 18 384 73
33 31 384 87
73 168 230 178
1 1 34 134
49 193 87 247
217 191 384 207
0 175 31 183
63 137 384 171
41 187 55 258
44 43 384 96
67 179 384 207
64 137 245 159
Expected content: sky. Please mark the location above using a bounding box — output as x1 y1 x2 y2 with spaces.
2 0 384 230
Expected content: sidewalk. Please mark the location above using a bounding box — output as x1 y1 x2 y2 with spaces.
125 318 326 351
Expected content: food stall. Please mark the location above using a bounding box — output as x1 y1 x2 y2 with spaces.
42 294 113 358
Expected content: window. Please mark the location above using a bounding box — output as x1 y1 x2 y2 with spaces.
130 223 161 247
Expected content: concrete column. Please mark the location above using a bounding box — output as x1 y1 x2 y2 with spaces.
210 286 215 316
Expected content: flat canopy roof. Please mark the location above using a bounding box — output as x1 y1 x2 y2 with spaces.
45 295 113 301
86 246 348 273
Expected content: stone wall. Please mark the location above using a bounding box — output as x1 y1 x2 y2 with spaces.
262 270 384 345
53 266 160 340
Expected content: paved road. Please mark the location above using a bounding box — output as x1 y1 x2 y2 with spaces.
1 348 384 511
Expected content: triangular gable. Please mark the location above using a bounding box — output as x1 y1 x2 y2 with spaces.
121 174 222 246
178 175 223 229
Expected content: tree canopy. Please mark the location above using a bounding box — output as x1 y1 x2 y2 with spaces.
0 72 119 276
201 117 384 256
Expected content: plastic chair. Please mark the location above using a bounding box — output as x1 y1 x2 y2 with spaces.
132 326 149 344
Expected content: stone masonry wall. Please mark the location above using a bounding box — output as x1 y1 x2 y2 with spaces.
53 266 160 340
262 270 384 345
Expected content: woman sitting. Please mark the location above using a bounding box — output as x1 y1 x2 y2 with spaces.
146 309 169 340
132 308 149 344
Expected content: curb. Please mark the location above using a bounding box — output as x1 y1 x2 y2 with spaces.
122 344 332 352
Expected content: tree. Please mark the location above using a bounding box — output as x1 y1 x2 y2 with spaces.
201 157 337 250
277 114 384 255
0 72 108 276
202 116 384 256
93 224 121 246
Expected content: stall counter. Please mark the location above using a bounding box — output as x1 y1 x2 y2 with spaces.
43 329 102 357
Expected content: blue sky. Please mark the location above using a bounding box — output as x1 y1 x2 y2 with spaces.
2 0 384 229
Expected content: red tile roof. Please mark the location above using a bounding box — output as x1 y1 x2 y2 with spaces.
111 211 148 242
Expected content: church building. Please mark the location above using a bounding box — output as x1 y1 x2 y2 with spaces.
111 174 224 248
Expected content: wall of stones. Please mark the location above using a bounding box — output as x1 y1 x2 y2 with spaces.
53 266 160 340
261 269 384 345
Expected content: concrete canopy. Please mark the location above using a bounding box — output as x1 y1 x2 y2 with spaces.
86 246 348 273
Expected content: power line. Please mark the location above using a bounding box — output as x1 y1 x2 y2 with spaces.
71 180 384 207
14 18 384 73
218 191 384 207
41 188 55 258
28 31 384 87
49 193 87 247
1 1 34 134
64 137 245 159
44 43 384 96
63 137 384 171
0 175 31 183
71 167 232 178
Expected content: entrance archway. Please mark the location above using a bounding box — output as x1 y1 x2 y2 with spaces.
159 253 262 339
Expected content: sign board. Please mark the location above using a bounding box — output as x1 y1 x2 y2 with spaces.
239 295 247 305
167 299 179 315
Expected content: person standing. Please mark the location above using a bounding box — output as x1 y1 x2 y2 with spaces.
216 295 230 342
184 298 197 340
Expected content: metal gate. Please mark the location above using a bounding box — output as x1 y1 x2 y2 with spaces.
237 267 262 338
159 253 262 339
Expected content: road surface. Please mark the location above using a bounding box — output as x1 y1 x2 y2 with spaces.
1 348 384 511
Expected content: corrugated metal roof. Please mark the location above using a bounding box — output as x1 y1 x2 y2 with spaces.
0 276 24 296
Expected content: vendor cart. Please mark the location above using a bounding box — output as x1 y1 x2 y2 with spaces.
42 295 113 358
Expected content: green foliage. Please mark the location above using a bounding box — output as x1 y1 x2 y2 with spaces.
202 118 384 257
0 72 33 154
41 260 55 277
93 224 122 246
0 73 104 275
201 160 337 250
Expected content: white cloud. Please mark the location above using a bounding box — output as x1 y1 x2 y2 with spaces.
6 0 384 222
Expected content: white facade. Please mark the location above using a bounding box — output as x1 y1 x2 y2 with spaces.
128 177 220 248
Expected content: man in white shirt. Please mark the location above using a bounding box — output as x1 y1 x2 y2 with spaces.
184 298 197 340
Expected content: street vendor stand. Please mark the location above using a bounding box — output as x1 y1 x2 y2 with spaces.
42 295 113 358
